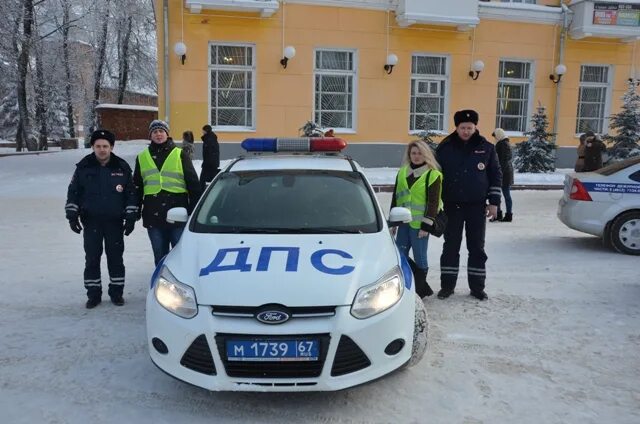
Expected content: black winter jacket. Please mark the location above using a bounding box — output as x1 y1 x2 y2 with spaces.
65 153 137 221
201 130 220 171
436 131 502 206
133 140 201 228
495 138 514 187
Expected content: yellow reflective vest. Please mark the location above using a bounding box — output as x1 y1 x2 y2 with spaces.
395 165 443 229
137 147 187 196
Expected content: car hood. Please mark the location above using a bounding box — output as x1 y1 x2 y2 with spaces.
163 231 400 307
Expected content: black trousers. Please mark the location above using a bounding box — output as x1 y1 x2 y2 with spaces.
199 167 220 192
440 202 488 293
82 218 125 299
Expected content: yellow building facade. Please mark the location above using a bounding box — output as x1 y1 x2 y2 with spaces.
155 0 640 165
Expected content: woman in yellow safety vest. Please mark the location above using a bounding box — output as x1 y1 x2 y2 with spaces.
390 140 443 298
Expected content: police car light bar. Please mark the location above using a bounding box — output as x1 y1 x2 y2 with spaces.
241 137 347 153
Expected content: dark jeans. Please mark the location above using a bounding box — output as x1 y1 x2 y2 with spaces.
501 185 513 214
440 202 488 293
147 226 184 265
82 218 125 299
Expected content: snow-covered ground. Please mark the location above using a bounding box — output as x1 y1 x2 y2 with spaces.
0 147 638 424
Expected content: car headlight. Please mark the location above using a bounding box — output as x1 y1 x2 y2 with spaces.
154 266 198 319
351 267 404 319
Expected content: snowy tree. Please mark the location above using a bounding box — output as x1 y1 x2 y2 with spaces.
603 79 640 162
514 105 556 173
413 114 439 152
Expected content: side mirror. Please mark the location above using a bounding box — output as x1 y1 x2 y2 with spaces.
388 207 412 227
166 207 188 224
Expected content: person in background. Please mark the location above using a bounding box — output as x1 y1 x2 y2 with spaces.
583 131 606 172
436 110 502 301
182 130 195 160
390 140 443 298
133 120 201 265
65 129 137 308
200 124 220 192
492 128 514 222
574 133 587 172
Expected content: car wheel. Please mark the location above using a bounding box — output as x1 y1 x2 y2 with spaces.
407 293 428 367
610 211 640 255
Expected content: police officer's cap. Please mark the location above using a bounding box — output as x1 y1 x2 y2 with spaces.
90 129 116 146
454 109 479 127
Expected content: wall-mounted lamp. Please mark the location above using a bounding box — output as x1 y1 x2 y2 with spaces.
174 41 187 65
384 53 398 74
549 64 567 84
280 46 296 69
468 60 485 80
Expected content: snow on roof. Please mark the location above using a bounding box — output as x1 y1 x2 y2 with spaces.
96 103 158 112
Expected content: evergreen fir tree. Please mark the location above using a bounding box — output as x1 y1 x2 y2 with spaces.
514 105 556 173
414 114 439 152
603 79 640 162
0 86 20 141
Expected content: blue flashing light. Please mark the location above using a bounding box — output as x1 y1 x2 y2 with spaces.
241 138 278 152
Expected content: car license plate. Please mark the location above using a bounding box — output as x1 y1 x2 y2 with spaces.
226 339 319 362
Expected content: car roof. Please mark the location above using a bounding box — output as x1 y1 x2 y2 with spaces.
227 154 362 173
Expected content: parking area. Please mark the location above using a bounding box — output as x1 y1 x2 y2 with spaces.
0 149 638 423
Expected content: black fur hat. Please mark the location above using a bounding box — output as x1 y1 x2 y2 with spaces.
454 109 479 126
90 129 115 146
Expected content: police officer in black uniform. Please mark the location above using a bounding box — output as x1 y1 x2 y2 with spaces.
65 130 138 308
436 110 502 300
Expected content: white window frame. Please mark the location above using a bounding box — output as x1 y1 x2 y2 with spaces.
313 48 358 133
495 58 535 136
208 42 256 132
409 53 450 135
575 64 613 136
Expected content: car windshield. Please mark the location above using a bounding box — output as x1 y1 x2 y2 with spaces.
192 170 381 234
595 156 640 176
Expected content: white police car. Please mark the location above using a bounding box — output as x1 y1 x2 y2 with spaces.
558 156 640 255
146 137 428 391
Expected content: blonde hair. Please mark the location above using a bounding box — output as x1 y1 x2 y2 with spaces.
402 140 441 171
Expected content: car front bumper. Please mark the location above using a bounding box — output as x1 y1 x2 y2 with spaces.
146 289 415 392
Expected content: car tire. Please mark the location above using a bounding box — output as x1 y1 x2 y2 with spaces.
407 293 428 367
610 211 640 255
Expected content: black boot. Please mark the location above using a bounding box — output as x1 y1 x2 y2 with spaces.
421 268 434 298
413 267 433 298
437 289 454 299
470 290 488 300
86 297 101 309
502 212 512 222
110 295 125 306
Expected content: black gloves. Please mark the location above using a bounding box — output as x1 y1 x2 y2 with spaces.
123 219 135 236
69 219 82 234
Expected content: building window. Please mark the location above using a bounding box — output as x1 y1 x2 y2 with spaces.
209 43 255 129
496 60 533 133
410 55 448 132
576 65 611 134
314 49 356 130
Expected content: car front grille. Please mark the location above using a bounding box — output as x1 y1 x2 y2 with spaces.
180 334 217 375
211 305 336 319
215 333 331 378
331 335 371 376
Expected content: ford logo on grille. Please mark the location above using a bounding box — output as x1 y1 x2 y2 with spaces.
256 310 290 324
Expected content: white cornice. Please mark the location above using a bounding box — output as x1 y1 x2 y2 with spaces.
285 0 396 12
479 2 564 26
185 0 280 17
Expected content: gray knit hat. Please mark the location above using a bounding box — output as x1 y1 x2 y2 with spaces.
149 119 169 137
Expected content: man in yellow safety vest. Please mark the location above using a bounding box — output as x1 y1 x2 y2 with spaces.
133 120 201 265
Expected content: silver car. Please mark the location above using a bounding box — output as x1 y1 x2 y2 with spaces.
558 156 640 255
